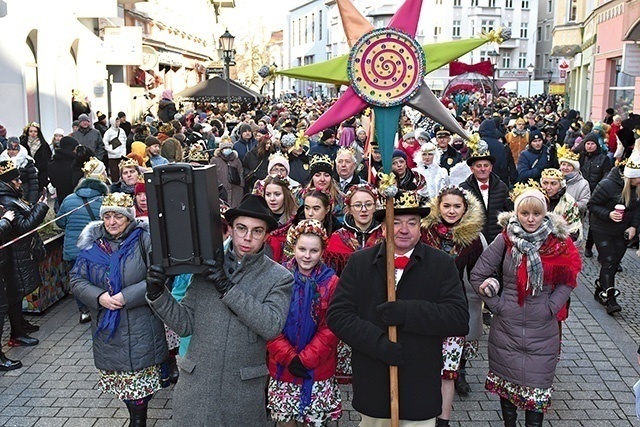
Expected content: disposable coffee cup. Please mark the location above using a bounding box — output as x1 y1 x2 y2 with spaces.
615 204 625 215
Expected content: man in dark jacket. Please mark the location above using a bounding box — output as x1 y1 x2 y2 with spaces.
71 114 106 161
0 160 49 349
556 109 578 146
232 123 258 161
309 129 340 162
517 129 551 183
48 136 79 208
0 207 21 370
460 149 513 244
478 119 509 184
327 191 469 425
435 128 462 173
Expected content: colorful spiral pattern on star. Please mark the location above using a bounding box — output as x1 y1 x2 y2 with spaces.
348 28 426 107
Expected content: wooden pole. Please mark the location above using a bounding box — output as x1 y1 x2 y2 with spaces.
385 195 400 427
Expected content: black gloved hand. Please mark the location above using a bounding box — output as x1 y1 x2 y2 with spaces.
376 301 407 326
375 336 404 366
146 265 167 301
204 249 235 297
288 356 311 379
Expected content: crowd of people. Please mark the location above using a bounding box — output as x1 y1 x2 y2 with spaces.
0 89 639 427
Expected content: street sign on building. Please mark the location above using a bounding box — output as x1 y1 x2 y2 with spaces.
140 46 158 71
558 58 570 71
622 43 640 76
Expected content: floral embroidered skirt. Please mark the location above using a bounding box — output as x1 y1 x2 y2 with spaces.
441 336 465 380
335 341 352 384
485 370 553 412
98 365 162 401
267 377 342 427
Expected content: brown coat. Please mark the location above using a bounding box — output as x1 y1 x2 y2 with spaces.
505 131 529 162
210 149 244 208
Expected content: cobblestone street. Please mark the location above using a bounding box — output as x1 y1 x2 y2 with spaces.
2 248 640 426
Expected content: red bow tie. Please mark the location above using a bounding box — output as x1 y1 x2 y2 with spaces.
480 184 489 190
394 256 410 269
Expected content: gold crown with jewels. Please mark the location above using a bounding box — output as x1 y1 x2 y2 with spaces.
102 192 134 208
82 157 104 176
0 160 17 175
540 168 565 180
394 190 422 209
336 146 356 158
118 157 139 170
309 154 332 168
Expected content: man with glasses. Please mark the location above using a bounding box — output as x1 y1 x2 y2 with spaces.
146 194 293 425
328 191 469 427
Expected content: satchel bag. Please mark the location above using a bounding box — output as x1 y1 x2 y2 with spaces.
109 129 122 149
228 165 242 186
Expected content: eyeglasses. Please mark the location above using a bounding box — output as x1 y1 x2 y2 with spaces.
350 202 375 211
233 224 266 240
270 167 287 174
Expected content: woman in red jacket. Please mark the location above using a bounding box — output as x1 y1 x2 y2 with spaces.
267 219 342 426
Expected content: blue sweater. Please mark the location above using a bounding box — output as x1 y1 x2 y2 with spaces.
56 178 109 261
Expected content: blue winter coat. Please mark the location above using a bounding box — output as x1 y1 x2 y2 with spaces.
517 145 551 183
479 119 509 183
56 178 109 261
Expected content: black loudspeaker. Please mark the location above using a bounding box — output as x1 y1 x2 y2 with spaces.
145 164 223 275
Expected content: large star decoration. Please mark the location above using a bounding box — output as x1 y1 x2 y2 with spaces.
277 0 509 173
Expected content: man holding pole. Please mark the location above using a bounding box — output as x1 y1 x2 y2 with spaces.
327 191 469 427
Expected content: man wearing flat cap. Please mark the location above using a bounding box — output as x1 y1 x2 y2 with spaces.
434 126 462 173
328 191 469 426
146 194 293 426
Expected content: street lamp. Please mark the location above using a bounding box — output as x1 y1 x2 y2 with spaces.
547 69 553 93
488 50 500 109
527 63 535 98
219 29 235 114
272 62 278 99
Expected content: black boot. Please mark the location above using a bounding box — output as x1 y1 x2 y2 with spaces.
455 371 471 396
436 418 450 427
8 334 39 347
126 402 148 427
21 318 39 333
500 398 518 427
525 410 544 427
0 352 22 371
606 297 622 315
593 280 606 305
167 354 179 384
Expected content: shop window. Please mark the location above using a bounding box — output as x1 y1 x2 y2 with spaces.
608 58 634 117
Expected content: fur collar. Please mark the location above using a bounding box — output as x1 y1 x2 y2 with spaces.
75 178 109 195
421 190 485 247
77 218 149 251
497 211 569 240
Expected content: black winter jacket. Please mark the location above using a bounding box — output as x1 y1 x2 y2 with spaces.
478 119 509 183
20 136 52 191
579 151 612 192
18 159 40 206
327 242 468 421
588 167 640 236
288 151 310 186
0 216 12 276
0 181 49 300
48 148 77 203
460 172 514 243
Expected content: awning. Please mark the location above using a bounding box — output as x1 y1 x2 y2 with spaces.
175 76 264 103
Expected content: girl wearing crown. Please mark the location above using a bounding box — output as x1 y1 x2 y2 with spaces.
540 168 584 246
71 192 168 426
421 186 486 427
471 183 581 427
266 219 342 427
299 154 345 223
262 175 298 263
110 158 142 195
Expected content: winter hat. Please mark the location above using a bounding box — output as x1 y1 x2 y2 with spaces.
82 157 108 182
321 129 335 142
529 129 543 141
72 120 80 128
238 123 253 135
0 125 6 138
606 108 615 115
144 136 161 147
53 128 65 136
268 153 290 175
0 160 20 183
78 114 91 124
309 154 333 177
570 122 581 132
582 132 599 144
511 181 548 214
100 192 136 222
392 150 407 161
126 153 144 167
134 182 146 196
219 135 233 149
623 150 640 179
59 136 79 151
403 131 415 140
97 112 106 122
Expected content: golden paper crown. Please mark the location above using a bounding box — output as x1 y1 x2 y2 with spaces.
394 191 422 209
510 179 545 202
556 144 579 162
541 168 565 180
82 157 104 176
336 146 356 159
118 157 139 170
188 147 210 163
102 192 134 209
309 154 332 168
220 135 232 144
269 151 288 161
0 160 17 175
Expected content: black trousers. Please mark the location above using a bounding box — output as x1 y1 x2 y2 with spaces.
0 276 24 341
592 230 628 291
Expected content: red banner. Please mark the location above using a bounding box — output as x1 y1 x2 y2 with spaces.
449 60 494 77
